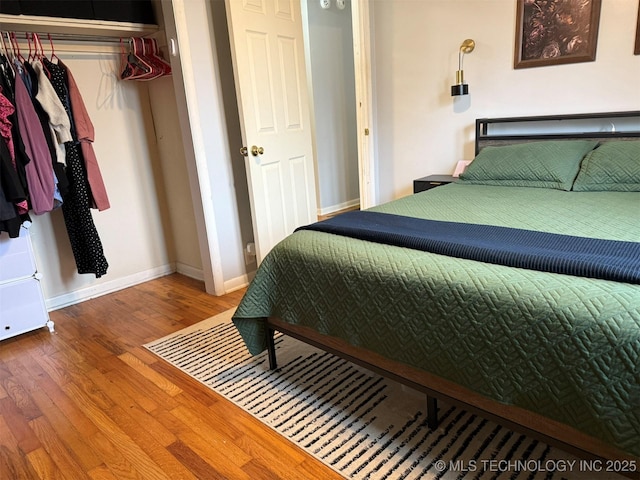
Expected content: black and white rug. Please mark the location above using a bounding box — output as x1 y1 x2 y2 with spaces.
145 310 618 480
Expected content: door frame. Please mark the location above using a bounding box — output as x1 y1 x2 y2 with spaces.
351 0 376 209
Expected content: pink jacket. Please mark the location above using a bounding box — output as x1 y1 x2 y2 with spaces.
14 75 54 215
63 62 110 211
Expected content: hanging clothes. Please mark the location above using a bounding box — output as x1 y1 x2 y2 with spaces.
0 81 26 238
22 59 66 208
0 108 25 238
43 57 108 278
13 61 55 215
0 53 30 217
30 59 71 200
62 61 110 211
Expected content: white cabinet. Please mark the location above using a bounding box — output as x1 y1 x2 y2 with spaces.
0 227 54 341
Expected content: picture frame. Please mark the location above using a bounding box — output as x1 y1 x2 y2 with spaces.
514 0 602 69
635 1 640 55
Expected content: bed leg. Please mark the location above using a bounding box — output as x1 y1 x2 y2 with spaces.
427 395 438 429
266 327 277 370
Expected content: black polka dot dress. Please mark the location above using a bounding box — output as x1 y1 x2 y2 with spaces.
44 58 108 278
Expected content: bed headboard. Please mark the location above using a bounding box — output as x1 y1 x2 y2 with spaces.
475 111 640 155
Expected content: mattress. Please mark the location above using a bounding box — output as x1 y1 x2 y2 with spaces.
232 184 640 457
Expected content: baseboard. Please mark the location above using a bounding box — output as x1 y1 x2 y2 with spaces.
46 264 176 311
223 270 255 293
175 262 204 281
318 199 360 217
177 264 251 291
46 263 252 311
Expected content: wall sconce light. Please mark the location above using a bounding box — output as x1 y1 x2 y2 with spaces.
451 39 475 96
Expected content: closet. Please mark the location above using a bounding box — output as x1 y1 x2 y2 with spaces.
0 0 256 322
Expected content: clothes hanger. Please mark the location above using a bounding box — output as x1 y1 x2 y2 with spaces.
10 32 26 64
0 32 9 79
32 33 51 77
0 32 13 77
47 33 60 63
121 37 153 80
139 37 166 80
129 37 159 80
33 33 42 59
0 31 7 59
26 33 31 62
119 38 134 80
144 38 171 77
1 32 12 60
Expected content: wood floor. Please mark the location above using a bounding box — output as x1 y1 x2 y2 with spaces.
0 274 343 480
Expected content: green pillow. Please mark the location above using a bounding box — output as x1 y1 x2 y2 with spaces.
459 140 599 191
572 141 640 192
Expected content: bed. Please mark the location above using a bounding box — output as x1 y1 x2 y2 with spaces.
231 111 640 475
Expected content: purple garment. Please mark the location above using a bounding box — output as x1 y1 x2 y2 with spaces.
14 74 54 215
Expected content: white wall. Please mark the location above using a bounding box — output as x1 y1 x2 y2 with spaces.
148 76 202 278
306 0 359 214
371 0 640 203
28 53 179 309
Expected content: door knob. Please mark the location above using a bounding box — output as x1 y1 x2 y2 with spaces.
240 146 248 157
251 145 264 156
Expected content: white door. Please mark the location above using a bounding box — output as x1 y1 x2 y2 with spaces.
226 0 318 264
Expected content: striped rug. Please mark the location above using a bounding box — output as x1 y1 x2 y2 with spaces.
145 310 613 480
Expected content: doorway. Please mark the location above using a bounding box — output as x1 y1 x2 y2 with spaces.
302 0 360 219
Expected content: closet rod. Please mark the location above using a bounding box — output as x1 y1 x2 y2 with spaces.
2 31 151 44
2 31 166 55
49 33 126 44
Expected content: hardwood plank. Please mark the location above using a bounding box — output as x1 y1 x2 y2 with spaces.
170 405 251 464
0 396 42 454
172 392 243 442
29 383 103 472
103 361 181 413
0 413 39 479
117 352 183 397
85 432 143 480
87 369 177 447
100 365 162 413
0 359 11 382
104 405 197 480
27 372 101 440
1 371 42 420
64 382 171 480
26 447 67 480
174 430 252 480
241 458 285 480
165 440 227 480
28 416 91 480
87 464 120 480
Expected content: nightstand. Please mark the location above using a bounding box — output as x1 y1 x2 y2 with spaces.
413 175 456 193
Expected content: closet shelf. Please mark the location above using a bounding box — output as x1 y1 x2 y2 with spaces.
0 13 159 38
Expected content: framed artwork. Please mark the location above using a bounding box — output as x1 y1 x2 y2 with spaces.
635 2 640 55
514 0 601 69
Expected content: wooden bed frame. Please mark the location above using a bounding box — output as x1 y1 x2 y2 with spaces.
265 111 640 479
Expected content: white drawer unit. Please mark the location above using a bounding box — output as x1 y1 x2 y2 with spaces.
0 226 54 341
0 226 36 282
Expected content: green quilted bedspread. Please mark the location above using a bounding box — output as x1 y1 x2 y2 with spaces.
232 184 640 457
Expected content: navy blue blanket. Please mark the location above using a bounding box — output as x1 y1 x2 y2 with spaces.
296 211 640 284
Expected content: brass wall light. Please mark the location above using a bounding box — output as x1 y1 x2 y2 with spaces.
451 39 475 96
